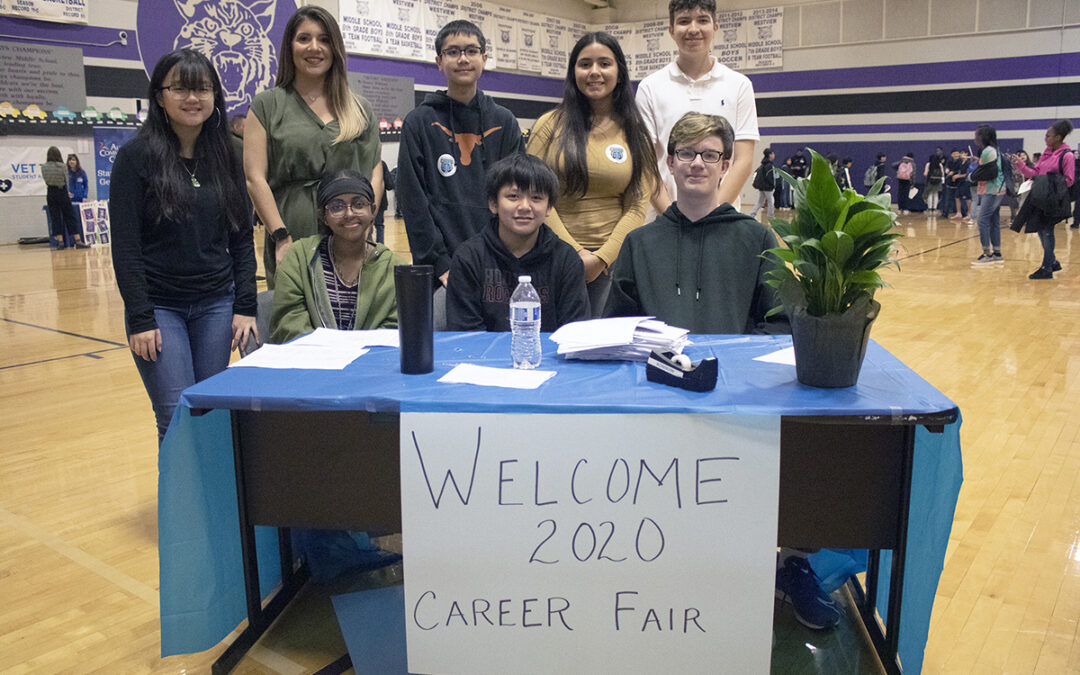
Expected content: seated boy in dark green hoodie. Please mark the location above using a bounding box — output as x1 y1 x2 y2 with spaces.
606 112 839 632
604 111 786 335
446 154 589 332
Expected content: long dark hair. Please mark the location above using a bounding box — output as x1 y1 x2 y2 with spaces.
66 153 82 173
141 48 246 230
275 5 366 143
975 124 997 148
548 32 657 209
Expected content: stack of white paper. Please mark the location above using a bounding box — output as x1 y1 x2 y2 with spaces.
549 317 689 361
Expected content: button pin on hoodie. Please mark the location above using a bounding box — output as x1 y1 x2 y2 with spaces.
438 153 456 177
606 144 627 164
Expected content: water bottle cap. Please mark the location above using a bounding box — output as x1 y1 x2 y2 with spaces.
518 275 531 283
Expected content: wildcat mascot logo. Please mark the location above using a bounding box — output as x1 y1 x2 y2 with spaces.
137 0 291 115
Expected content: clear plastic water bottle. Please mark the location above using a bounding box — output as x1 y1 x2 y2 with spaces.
510 275 541 369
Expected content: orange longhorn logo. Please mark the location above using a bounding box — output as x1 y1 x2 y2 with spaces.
431 122 502 166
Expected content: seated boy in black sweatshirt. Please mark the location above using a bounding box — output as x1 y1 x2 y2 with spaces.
446 154 589 331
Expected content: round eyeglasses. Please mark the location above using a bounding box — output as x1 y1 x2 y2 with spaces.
325 198 372 216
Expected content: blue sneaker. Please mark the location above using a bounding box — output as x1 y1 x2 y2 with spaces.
775 555 841 630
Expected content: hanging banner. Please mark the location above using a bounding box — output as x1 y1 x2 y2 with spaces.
516 10 541 74
491 5 518 71
0 145 73 197
92 127 136 202
420 0 460 61
746 7 783 70
401 412 781 675
0 0 88 24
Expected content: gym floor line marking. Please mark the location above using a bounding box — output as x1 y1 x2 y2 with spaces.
0 317 126 347
0 347 126 370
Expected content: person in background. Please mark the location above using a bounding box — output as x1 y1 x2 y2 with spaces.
1012 119 1075 279
837 157 854 191
110 48 257 443
923 148 945 216
635 0 759 215
894 151 915 215
527 31 658 316
970 124 1005 267
748 147 776 222
271 170 401 343
42 147 89 249
446 154 588 332
775 155 793 208
788 147 808 181
373 159 392 244
245 5 382 288
398 19 524 289
67 153 88 204
946 149 969 221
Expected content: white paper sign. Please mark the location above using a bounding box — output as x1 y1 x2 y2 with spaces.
630 19 675 81
340 0 390 56
401 412 781 674
421 0 460 61
539 14 568 78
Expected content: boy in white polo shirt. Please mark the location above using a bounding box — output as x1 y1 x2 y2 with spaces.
636 0 759 214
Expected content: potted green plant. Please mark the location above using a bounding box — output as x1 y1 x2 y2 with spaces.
764 149 901 388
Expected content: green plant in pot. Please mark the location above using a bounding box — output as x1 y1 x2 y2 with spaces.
763 148 901 388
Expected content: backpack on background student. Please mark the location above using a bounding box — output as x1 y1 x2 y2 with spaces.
863 164 878 188
897 161 913 181
752 163 775 192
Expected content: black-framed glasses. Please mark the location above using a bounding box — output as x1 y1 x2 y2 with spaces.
325 198 372 216
674 148 723 164
161 85 215 100
441 46 484 59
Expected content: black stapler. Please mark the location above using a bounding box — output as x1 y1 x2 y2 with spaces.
646 349 718 392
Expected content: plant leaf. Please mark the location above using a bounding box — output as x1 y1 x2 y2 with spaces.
821 230 854 266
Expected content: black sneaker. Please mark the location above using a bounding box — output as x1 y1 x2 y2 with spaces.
1052 260 1062 272
972 254 995 266
1030 267 1053 280
991 252 1004 264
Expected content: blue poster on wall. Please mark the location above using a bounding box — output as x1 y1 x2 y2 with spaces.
93 127 136 201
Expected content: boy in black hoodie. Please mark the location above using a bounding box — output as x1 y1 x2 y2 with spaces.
397 19 525 288
446 154 588 332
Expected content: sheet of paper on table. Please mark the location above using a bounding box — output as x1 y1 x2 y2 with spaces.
753 346 796 365
291 327 400 348
438 363 556 389
229 343 369 370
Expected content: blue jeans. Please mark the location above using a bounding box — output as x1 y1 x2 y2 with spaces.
131 292 235 442
975 192 1002 252
1038 227 1056 269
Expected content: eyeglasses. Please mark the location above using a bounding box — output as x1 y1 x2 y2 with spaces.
161 85 215 100
674 148 723 164
325 198 372 216
440 46 483 59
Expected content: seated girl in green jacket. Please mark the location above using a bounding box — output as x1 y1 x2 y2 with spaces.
271 170 403 343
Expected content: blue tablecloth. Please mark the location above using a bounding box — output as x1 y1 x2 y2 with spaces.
160 333 962 673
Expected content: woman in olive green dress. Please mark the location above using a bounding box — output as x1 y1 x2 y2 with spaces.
245 5 382 287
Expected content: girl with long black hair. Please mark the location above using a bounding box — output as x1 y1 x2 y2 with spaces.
527 31 658 315
110 48 257 442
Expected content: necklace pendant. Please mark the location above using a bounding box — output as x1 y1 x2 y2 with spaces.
190 175 201 188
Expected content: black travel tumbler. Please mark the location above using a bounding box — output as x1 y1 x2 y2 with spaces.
394 265 434 374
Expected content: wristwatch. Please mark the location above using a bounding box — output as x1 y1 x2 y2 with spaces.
270 227 291 243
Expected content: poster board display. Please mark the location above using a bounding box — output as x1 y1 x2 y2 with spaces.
78 199 110 246
401 412 781 674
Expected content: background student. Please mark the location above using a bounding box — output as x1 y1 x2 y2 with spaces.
635 0 759 214
398 20 525 289
245 5 382 287
66 153 88 205
526 31 658 316
41 147 89 249
110 49 257 443
446 154 588 332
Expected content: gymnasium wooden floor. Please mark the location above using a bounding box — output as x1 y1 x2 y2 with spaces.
3 210 1080 673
